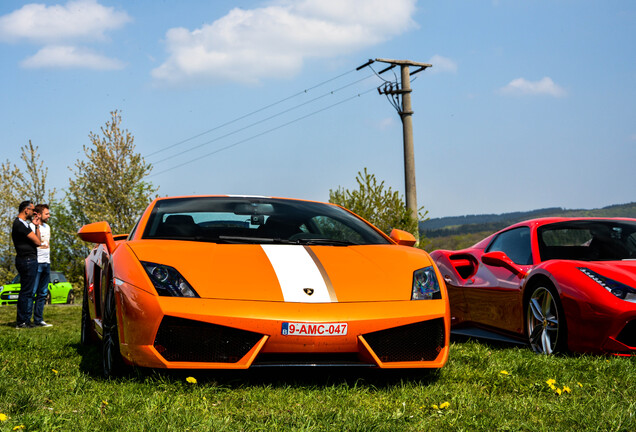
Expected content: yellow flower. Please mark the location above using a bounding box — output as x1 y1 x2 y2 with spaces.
13 426 25 431
556 388 562 395
186 376 197 384
440 402 450 409
0 414 7 421
562 386 571 393
431 404 439 410
52 369 58 374
101 400 108 406
500 370 509 375
546 378 556 386
578 382 583 388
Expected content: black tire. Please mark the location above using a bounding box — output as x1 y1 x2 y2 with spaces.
66 290 75 304
46 292 51 305
525 283 567 354
102 285 127 377
80 282 93 345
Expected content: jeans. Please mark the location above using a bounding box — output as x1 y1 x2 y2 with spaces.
26 262 50 324
15 256 38 325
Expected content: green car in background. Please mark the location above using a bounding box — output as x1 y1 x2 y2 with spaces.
0 271 75 305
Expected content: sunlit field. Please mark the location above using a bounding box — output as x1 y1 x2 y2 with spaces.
0 305 634 431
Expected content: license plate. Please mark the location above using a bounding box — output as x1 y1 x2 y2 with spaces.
8 295 18 300
281 322 348 336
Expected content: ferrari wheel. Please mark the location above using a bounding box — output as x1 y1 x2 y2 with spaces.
102 284 126 377
526 284 566 354
46 292 51 305
67 290 75 304
80 283 93 345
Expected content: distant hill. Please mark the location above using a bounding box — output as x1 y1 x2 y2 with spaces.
420 202 636 238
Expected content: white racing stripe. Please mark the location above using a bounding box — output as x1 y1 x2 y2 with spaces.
261 244 335 303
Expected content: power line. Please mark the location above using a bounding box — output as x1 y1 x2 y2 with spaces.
145 68 358 159
150 73 376 165
150 87 377 178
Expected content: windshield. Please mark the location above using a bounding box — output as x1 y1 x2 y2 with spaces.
538 220 636 261
142 197 390 245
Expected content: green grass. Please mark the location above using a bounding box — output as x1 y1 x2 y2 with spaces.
0 306 634 431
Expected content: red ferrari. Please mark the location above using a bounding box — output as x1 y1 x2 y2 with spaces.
430 217 636 355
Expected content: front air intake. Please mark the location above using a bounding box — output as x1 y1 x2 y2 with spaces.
154 316 264 363
616 320 636 348
362 318 445 362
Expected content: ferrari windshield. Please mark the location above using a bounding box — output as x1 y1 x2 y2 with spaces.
538 220 636 261
142 197 391 245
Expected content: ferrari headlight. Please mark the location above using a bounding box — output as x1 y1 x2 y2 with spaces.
141 262 199 298
412 266 442 300
579 267 636 303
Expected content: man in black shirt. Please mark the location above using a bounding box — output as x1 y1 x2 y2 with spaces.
12 200 41 328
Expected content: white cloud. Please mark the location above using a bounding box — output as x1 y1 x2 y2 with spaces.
376 117 396 130
428 54 457 74
152 0 418 85
0 0 131 44
500 77 566 97
21 45 125 69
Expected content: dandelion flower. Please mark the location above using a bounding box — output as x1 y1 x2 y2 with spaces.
0 414 7 421
186 376 197 384
101 400 108 406
563 386 571 393
546 378 556 386
440 402 450 409
556 388 562 395
500 370 509 375
13 426 25 431
52 369 58 374
578 382 583 388
432 404 439 410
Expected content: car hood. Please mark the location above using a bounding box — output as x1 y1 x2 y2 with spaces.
125 240 435 302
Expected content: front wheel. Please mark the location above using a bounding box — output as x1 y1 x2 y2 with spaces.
102 284 127 377
526 284 566 354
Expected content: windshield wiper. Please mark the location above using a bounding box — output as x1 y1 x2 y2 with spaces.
217 235 293 244
293 238 356 246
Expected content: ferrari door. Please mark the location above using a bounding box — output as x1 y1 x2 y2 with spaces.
463 227 534 335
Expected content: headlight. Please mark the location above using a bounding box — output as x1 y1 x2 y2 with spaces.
141 262 199 297
412 266 442 300
579 267 636 303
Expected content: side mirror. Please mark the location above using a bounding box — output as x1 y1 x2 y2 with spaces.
389 229 417 247
481 251 527 277
52 279 60 284
78 221 116 254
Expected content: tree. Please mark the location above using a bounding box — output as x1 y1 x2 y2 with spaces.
59 110 158 283
0 142 56 281
328 168 427 239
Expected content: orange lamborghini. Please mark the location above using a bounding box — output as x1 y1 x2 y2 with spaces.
78 196 450 376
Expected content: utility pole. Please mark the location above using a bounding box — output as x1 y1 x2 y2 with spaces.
359 58 432 224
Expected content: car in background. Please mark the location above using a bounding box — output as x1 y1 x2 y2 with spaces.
78 195 450 377
0 271 75 305
430 217 636 356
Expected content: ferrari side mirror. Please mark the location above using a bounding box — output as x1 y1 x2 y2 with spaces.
481 251 527 277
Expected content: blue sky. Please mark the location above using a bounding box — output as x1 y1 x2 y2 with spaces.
1 0 634 219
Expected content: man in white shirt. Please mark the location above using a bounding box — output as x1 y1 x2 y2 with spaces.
28 204 52 327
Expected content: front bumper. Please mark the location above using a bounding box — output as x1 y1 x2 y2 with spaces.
115 282 450 370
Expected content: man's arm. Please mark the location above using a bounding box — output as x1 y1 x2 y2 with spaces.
28 224 41 246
